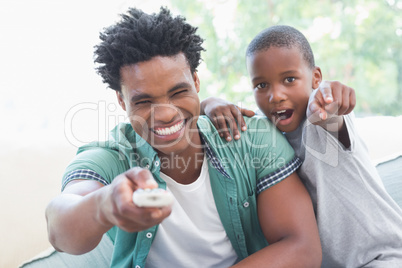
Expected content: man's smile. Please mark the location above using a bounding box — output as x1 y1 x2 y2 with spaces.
152 119 186 136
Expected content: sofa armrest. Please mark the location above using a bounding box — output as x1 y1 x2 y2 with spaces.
19 234 113 268
376 154 402 208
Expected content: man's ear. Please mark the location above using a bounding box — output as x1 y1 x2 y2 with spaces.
312 66 322 89
193 72 200 93
116 91 126 111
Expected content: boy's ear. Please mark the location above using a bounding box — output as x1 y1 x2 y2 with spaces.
193 72 200 93
312 66 322 89
116 91 126 111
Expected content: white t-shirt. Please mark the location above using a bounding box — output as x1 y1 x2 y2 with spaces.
145 155 238 268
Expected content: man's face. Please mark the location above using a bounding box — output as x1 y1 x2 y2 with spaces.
247 46 321 133
117 53 201 157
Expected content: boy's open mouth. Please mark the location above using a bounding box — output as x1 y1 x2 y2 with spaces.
272 109 294 121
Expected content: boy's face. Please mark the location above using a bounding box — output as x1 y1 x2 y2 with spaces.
247 46 321 133
117 53 201 157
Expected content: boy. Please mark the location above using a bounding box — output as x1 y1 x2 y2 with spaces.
45 11 321 268
202 25 402 267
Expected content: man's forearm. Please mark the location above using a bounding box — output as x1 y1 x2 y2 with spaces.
45 187 112 254
232 236 321 268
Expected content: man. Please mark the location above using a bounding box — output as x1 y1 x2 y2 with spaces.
46 7 321 268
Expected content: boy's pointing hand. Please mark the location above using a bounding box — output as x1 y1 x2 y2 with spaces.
307 81 356 125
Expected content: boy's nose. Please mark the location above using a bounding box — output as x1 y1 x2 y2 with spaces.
268 86 286 103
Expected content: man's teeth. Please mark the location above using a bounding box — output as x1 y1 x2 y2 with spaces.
154 121 185 136
276 110 286 114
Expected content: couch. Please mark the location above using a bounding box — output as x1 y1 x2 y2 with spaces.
20 154 402 268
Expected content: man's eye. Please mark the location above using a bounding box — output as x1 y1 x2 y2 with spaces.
285 77 296 83
135 100 150 105
172 90 187 96
255 83 267 89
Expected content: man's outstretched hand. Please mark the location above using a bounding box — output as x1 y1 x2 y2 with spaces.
98 167 172 233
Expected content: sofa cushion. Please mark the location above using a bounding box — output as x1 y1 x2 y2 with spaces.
19 235 113 268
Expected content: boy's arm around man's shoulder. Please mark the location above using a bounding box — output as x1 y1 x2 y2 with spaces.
200 96 255 142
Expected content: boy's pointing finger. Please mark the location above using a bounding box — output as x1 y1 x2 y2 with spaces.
309 99 328 121
319 81 334 104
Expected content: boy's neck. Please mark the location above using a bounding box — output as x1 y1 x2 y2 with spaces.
283 116 307 135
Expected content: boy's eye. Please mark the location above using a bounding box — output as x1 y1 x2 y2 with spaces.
285 77 295 83
255 83 267 89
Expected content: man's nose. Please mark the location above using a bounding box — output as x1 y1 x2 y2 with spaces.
151 103 180 123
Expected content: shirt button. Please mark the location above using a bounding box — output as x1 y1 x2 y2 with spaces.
146 232 153 238
135 265 141 268
154 161 159 167
145 164 150 169
243 202 249 208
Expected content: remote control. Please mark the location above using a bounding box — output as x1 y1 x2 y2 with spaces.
132 188 174 207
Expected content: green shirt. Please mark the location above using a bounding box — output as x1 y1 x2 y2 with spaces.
62 116 300 268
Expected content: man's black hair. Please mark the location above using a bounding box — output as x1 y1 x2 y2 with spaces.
246 25 315 69
94 7 205 91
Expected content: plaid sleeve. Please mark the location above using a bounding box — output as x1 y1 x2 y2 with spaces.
256 157 302 194
62 169 110 191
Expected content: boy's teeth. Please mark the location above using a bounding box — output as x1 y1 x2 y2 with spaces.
154 121 184 136
276 110 286 114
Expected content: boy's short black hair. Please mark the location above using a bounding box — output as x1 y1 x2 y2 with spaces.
94 7 205 91
246 25 315 69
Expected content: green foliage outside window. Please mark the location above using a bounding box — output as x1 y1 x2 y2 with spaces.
170 0 402 116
